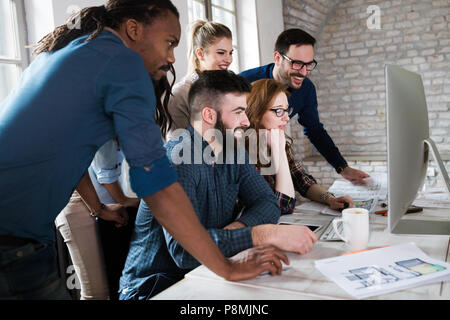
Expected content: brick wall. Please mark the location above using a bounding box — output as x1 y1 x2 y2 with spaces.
282 0 450 190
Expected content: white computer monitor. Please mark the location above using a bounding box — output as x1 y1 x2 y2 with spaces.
385 65 450 235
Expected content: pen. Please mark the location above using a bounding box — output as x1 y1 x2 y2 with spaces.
374 206 423 217
406 205 423 214
338 201 350 212
342 245 390 256
375 209 388 216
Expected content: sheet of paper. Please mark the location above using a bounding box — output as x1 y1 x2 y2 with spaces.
295 199 377 215
328 173 387 201
315 242 450 299
353 198 378 214
295 202 340 216
295 201 327 212
413 192 450 209
321 206 341 216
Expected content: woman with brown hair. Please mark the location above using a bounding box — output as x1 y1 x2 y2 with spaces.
246 79 354 215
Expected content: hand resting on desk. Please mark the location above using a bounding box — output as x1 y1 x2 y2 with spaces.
327 195 354 211
251 224 318 255
227 245 290 280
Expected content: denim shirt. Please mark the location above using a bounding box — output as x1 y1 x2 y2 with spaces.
0 30 177 244
88 139 125 204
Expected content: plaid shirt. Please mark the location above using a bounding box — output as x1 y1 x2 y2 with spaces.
120 126 280 294
261 158 317 215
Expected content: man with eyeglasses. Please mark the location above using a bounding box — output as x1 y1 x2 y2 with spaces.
241 28 369 184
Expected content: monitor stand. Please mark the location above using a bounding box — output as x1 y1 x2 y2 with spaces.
424 138 450 193
392 218 450 235
392 138 450 236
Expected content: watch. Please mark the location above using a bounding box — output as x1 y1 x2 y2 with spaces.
336 164 348 174
319 192 335 203
90 203 105 220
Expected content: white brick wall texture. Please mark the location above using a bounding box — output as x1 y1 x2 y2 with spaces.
282 0 450 190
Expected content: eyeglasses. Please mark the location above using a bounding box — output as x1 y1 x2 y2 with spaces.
270 106 293 117
281 54 317 71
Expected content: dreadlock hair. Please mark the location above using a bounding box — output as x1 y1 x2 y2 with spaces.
153 64 176 139
33 0 178 136
34 0 179 55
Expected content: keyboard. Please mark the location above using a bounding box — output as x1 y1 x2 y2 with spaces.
320 218 343 241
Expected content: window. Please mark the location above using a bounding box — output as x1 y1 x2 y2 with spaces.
187 0 240 72
0 0 28 103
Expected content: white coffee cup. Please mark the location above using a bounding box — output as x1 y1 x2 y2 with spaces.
332 208 369 251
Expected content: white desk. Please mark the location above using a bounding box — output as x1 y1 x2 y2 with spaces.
152 209 450 300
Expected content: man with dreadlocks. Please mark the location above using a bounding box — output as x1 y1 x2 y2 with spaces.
0 0 288 300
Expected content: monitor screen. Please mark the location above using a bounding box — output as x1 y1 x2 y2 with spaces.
386 65 450 235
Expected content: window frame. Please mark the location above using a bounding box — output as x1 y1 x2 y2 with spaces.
205 0 238 22
0 0 29 77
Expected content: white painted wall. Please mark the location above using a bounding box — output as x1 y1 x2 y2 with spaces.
51 0 106 28
24 0 105 61
255 0 284 66
170 0 189 81
235 0 260 71
24 0 54 60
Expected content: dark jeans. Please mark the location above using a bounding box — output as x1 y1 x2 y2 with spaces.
118 272 184 300
0 242 71 300
97 207 137 300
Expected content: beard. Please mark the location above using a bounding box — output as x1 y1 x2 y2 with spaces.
214 112 227 136
288 72 305 89
278 64 305 90
214 113 247 140
214 113 248 161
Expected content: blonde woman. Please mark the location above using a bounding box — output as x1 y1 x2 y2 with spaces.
167 20 233 137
